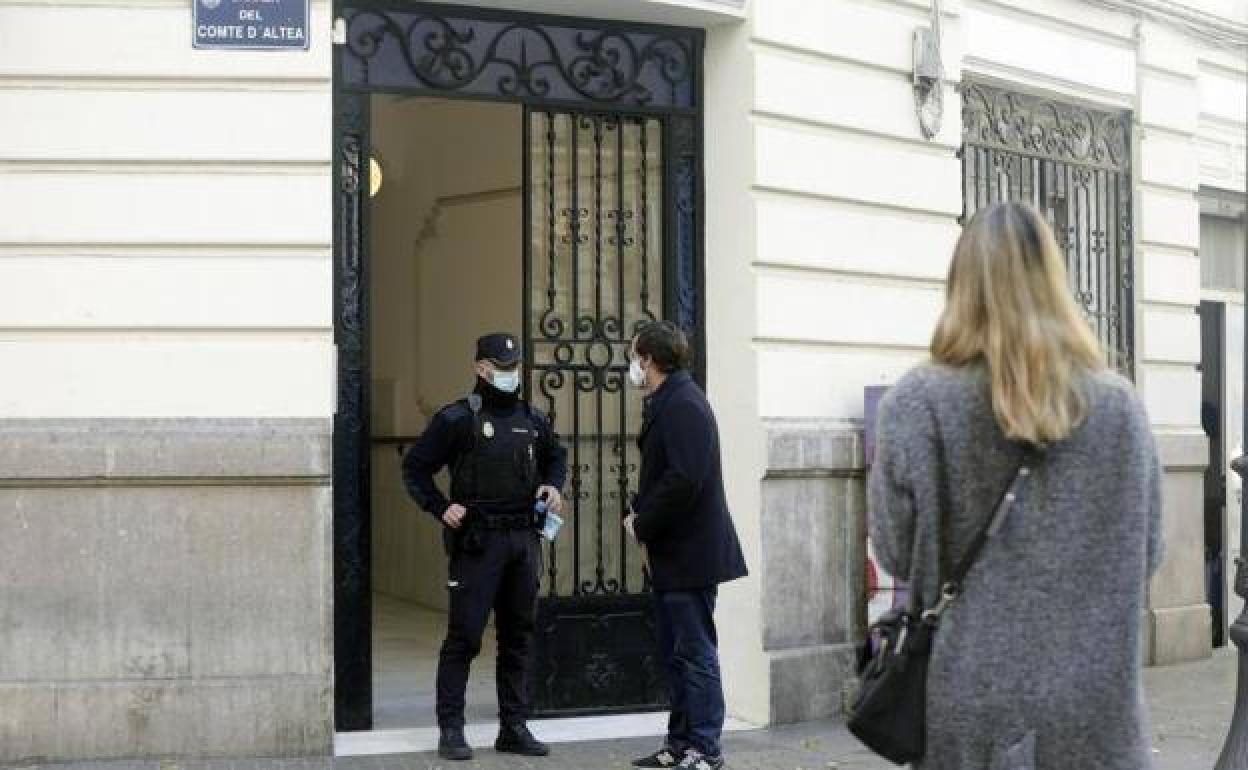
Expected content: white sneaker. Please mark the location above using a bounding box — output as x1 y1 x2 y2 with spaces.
676 751 724 770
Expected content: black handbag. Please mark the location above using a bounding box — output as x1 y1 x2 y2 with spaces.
848 449 1037 765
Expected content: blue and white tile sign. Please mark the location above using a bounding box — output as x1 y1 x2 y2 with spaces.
193 0 309 50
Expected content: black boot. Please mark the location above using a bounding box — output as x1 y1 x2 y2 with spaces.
494 722 550 756
438 726 473 761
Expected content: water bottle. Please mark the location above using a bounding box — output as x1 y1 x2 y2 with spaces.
537 499 564 542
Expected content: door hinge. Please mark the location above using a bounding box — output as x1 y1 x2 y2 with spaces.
332 18 347 45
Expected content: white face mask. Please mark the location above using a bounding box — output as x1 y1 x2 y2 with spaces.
491 369 521 393
628 358 646 388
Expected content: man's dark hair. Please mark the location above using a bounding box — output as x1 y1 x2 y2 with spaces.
633 321 693 374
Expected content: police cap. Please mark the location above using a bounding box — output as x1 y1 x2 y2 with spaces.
475 332 522 366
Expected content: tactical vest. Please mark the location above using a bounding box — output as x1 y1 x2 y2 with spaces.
450 396 540 509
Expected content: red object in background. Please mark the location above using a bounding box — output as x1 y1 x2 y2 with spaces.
865 556 879 601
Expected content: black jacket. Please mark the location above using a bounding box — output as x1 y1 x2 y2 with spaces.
402 386 568 521
631 371 748 591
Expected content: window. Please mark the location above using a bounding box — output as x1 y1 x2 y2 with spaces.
1200 189 1247 294
961 81 1134 373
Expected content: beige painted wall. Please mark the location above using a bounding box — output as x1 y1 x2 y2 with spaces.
0 1 334 418
369 97 523 610
704 19 769 727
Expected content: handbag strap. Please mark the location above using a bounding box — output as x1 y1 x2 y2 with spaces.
921 445 1039 624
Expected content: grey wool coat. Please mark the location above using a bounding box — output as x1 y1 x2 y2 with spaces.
868 363 1164 770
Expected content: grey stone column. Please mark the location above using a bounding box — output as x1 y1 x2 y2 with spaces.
0 419 334 762
759 420 866 724
1148 432 1213 665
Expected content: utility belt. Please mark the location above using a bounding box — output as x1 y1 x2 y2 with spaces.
470 511 543 531
445 508 543 557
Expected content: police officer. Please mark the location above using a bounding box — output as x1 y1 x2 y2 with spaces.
401 332 567 761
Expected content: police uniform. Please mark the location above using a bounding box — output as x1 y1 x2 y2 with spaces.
401 333 567 756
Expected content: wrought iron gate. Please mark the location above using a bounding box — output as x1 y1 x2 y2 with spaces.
961 81 1134 373
333 1 703 728
524 109 669 714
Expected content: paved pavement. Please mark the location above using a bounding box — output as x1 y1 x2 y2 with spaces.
13 650 1241 770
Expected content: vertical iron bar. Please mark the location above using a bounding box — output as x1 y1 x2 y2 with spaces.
616 116 626 341
617 117 629 592
1028 158 1038 209
1098 169 1110 357
572 113 581 334
1080 165 1089 322
545 111 558 338
1128 168 1138 371
594 115 605 328
959 146 968 222
1117 170 1128 368
594 113 607 591
640 119 653 320
985 149 995 206
1058 163 1070 287
523 105 533 417
961 147 970 220
1092 169 1104 354
970 148 979 211
978 148 988 211
570 114 583 594
1106 170 1116 358
544 109 561 597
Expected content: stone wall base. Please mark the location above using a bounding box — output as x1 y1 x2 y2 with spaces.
1151 604 1214 666
767 644 858 725
0 419 333 762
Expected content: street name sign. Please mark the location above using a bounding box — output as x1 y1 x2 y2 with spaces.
194 0 309 50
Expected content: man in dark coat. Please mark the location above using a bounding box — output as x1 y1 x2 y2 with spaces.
623 321 748 770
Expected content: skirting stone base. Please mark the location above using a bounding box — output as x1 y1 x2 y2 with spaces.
1150 431 1213 666
0 419 333 762
0 680 331 761
767 643 858 724
1151 604 1214 666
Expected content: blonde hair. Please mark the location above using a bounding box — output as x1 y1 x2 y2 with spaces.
931 202 1106 445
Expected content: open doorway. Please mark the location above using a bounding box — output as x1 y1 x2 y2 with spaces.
331 3 706 734
368 96 523 728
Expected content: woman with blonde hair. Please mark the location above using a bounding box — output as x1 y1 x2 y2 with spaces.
868 202 1163 769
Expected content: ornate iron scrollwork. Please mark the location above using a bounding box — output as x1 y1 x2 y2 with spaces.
961 81 1129 173
526 110 664 603
534 596 667 714
342 5 698 110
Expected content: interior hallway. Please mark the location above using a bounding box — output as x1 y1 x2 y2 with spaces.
372 593 498 729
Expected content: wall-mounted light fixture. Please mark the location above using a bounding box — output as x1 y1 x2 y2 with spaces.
369 153 384 198
913 0 945 141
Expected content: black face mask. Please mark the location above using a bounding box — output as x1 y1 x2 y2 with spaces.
475 376 521 410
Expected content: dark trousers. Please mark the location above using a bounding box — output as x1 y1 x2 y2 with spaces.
654 587 725 757
436 529 542 728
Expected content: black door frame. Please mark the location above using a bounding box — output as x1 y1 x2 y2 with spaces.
331 0 706 730
1201 300 1228 647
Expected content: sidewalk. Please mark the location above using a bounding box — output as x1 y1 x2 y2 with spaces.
14 651 1238 770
